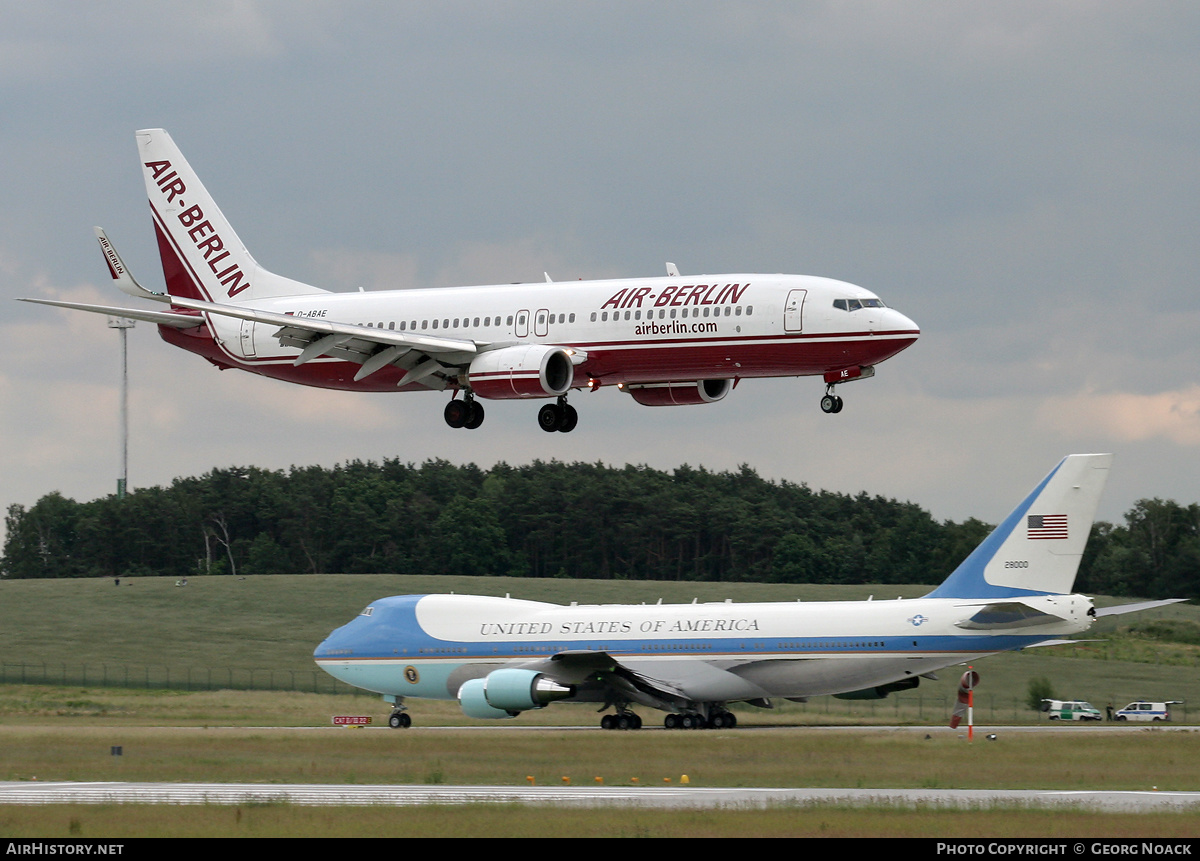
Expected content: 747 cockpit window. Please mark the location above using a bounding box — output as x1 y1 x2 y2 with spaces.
360 607 374 616
833 298 886 311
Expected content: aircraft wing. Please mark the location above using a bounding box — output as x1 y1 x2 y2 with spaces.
165 296 478 357
17 297 203 329
525 649 776 712
518 650 695 711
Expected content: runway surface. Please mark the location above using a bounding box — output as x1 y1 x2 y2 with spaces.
3 781 1199 811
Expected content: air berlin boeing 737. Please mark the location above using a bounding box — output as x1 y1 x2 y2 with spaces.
22 129 919 431
314 454 1181 730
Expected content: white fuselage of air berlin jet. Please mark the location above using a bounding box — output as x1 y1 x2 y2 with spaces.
168 275 919 394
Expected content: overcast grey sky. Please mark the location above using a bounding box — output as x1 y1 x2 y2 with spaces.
3 2 1198 543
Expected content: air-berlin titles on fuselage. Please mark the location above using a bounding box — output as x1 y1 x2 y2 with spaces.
479 616 763 637
145 159 252 298
599 283 750 310
281 283 751 331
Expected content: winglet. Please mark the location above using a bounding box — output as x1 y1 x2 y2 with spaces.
666 262 680 277
94 227 167 302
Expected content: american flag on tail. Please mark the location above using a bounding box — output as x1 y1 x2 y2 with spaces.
1027 514 1068 539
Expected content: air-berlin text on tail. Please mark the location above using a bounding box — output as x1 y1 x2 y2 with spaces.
600 283 750 311
144 159 251 298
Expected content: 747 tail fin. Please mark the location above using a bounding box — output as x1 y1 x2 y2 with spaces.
925 453 1113 599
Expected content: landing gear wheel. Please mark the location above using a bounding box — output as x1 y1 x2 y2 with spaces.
558 404 578 433
444 399 469 428
664 713 680 730
538 403 563 432
388 712 411 729
821 394 845 414
601 712 642 730
464 399 485 429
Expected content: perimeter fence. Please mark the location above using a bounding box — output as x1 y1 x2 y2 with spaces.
0 660 1189 723
0 661 361 696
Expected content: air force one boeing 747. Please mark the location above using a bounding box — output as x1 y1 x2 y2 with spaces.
21 129 919 431
315 454 1181 729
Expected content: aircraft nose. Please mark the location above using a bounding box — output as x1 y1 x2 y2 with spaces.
313 618 360 659
888 308 920 336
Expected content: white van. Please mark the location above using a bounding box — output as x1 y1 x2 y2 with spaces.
1113 701 1180 722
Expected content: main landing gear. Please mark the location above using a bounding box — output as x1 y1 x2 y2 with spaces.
663 709 737 729
820 386 844 414
444 395 485 429
538 396 578 433
388 709 412 729
599 710 642 730
445 395 579 432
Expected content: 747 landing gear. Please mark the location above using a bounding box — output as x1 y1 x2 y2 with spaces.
388 710 412 729
820 386 844 414
537 397 578 433
600 710 642 730
445 395 485 429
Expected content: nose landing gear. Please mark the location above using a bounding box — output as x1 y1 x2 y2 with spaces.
820 386 844 414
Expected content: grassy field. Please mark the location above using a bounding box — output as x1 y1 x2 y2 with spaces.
1 710 1199 837
6 803 1197 839
4 718 1200 789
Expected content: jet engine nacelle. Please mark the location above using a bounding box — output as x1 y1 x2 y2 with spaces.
467 345 574 399
624 379 733 407
457 677 516 719
456 668 575 719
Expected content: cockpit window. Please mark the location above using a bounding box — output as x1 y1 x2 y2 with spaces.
833 298 886 311
360 607 374 617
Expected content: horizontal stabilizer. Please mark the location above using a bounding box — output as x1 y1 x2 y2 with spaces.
954 601 1068 630
1093 598 1187 618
